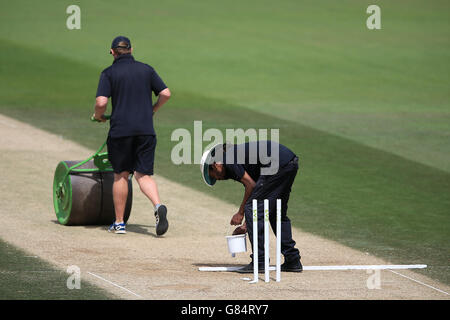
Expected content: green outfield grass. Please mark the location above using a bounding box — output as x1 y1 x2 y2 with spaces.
0 239 113 299
1 0 449 291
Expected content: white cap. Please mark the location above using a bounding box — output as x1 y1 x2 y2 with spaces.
200 143 224 186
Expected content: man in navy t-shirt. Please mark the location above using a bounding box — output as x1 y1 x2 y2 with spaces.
201 141 302 273
94 36 170 236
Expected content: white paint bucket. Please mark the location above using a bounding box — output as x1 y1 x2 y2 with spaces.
226 234 247 257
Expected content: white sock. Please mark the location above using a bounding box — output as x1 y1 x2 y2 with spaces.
155 204 161 210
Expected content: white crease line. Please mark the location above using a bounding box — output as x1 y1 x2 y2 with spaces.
389 270 449 296
87 272 143 299
199 264 428 272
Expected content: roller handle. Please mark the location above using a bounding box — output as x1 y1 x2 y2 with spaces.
90 114 111 122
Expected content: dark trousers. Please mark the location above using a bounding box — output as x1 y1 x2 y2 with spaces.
244 157 301 264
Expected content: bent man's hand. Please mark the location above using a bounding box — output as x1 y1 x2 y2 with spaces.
230 211 244 226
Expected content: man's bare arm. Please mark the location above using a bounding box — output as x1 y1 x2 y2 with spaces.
94 96 108 122
153 88 171 114
230 171 256 225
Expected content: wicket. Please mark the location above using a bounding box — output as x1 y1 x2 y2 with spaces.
250 199 282 283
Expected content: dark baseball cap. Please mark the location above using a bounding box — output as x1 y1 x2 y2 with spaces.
111 36 131 49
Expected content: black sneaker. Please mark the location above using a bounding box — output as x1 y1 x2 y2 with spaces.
155 205 169 236
281 258 303 272
236 262 265 274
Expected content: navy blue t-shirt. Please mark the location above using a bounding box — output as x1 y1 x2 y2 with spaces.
221 141 296 182
96 54 167 138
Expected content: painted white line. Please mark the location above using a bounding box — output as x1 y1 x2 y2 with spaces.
389 270 449 296
199 266 243 272
199 264 428 272
304 264 428 271
87 272 143 299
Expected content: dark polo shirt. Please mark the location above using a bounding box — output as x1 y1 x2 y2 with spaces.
96 54 167 138
222 141 297 182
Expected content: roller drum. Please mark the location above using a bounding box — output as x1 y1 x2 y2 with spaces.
53 160 132 225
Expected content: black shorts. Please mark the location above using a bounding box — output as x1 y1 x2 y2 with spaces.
107 135 157 175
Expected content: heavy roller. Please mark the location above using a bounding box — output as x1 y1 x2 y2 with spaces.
52 115 132 225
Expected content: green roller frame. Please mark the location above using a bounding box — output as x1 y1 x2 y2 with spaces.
53 114 132 225
53 140 112 225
